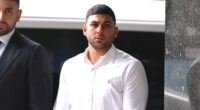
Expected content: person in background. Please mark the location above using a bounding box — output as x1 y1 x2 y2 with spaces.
53 4 148 110
0 0 53 109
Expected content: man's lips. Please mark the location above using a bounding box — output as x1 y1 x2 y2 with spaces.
0 22 6 27
95 37 103 40
95 35 104 40
94 37 104 42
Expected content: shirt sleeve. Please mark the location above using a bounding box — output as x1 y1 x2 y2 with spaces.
53 62 71 110
123 61 148 110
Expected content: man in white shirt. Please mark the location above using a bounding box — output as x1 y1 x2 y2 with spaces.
53 4 148 110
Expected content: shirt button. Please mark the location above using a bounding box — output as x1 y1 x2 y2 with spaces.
91 68 95 72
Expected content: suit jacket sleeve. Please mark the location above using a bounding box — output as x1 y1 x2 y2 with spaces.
28 45 53 110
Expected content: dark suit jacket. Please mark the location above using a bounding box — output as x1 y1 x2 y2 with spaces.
0 30 53 110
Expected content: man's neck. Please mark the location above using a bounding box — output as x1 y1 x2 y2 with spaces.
87 47 108 65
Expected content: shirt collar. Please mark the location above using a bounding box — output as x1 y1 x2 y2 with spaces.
84 44 116 65
99 44 116 62
0 29 15 45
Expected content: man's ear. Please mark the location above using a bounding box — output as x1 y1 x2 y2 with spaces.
83 32 87 36
17 9 22 22
82 24 87 36
114 27 119 38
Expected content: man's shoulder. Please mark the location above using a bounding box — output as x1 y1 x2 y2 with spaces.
17 33 40 47
115 48 139 63
12 31 48 54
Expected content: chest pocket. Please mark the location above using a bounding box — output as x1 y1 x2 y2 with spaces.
108 76 123 93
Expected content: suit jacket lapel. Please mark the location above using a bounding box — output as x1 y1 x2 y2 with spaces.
0 31 22 77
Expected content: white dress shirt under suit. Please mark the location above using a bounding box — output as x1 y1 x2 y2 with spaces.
53 45 148 110
0 29 14 58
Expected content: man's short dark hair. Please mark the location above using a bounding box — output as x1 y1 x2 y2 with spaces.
86 4 116 25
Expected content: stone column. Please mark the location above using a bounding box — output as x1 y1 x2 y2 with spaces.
165 0 200 110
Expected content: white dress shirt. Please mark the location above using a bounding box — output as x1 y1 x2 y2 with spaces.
53 45 148 110
0 29 14 58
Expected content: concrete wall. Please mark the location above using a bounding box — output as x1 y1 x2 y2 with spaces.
165 0 200 110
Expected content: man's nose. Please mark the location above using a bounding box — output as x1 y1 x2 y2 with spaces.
96 25 104 33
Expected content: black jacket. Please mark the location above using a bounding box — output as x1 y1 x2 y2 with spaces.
0 30 53 110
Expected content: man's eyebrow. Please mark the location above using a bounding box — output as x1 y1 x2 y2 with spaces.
104 21 115 26
104 20 112 23
90 21 98 23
